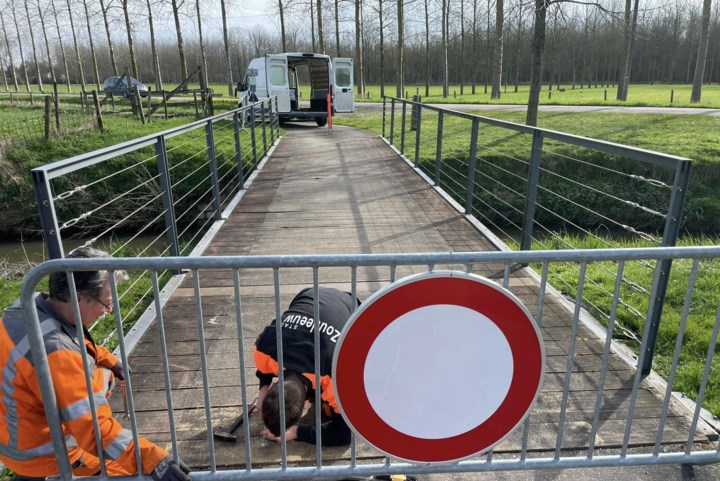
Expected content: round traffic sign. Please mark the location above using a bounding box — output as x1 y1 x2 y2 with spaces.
333 271 544 463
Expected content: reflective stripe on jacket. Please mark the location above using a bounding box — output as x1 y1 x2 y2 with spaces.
0 294 167 477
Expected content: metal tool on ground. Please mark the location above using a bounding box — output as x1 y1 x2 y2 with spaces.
213 400 257 443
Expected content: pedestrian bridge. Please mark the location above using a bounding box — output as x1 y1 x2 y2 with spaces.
22 100 720 479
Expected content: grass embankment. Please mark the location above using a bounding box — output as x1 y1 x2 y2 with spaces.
336 110 720 416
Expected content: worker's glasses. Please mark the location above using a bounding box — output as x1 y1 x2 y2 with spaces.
95 297 113 312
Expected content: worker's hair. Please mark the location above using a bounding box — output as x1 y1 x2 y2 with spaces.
49 246 127 302
261 377 306 437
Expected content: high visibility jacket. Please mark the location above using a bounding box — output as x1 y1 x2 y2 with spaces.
0 294 168 478
254 287 358 445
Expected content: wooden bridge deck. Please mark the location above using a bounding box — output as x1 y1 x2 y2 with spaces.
110 124 714 470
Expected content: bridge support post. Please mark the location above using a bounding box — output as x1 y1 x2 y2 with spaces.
233 111 244 190
205 121 223 220
464 118 480 215
32 170 64 259
382 97 387 138
260 101 268 155
414 101 422 168
642 159 691 375
250 105 258 169
154 135 180 258
434 111 444 186
521 130 544 252
389 99 395 147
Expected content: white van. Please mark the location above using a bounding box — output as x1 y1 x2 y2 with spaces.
237 53 354 127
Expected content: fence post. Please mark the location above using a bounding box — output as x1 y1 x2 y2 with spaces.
205 120 222 220
44 96 51 140
146 90 152 122
520 130 544 252
134 86 145 124
434 110 444 186
154 135 181 259
53 83 60 133
260 101 268 155
389 98 396 146
414 102 422 168
410 94 420 131
268 99 275 144
233 111 244 189
31 169 64 259
250 105 258 168
92 91 104 131
641 159 692 375
400 100 407 155
464 118 480 215
382 97 387 138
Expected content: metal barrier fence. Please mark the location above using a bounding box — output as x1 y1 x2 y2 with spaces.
381 97 691 375
16 247 720 481
30 97 279 347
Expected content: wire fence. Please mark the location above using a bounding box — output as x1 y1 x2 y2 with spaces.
383 97 691 369
31 98 279 348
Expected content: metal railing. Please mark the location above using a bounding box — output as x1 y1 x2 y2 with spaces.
16 247 720 481
382 97 691 375
31 97 280 347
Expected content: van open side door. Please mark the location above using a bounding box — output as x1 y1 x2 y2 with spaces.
332 58 354 113
265 54 290 113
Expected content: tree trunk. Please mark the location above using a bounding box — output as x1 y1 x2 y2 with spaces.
0 56 7 91
459 0 464 95
222 0 233 95
472 0 478 94
81 0 101 90
379 0 384 97
424 0 429 97
147 0 163 91
98 0 118 76
277 0 287 52
484 0 490 93
691 0 712 103
355 0 364 96
335 0 341 56
64 0 85 89
11 2 31 92
171 0 188 81
513 4 522 93
24 0 44 92
317 0 325 52
195 0 208 86
0 10 19 91
396 0 403 97
37 0 56 85
442 0 448 97
490 0 504 99
526 0 548 127
617 0 639 101
310 0 316 52
121 0 139 80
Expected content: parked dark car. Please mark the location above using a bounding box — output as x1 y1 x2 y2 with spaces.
102 75 149 97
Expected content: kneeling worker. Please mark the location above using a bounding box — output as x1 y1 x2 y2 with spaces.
0 246 190 481
254 287 359 446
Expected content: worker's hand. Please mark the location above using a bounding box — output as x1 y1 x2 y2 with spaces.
151 455 191 481
260 425 298 443
110 361 125 381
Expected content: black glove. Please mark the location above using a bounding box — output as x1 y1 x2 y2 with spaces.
110 361 126 381
151 455 191 481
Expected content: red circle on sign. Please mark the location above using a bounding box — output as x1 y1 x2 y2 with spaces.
333 271 544 463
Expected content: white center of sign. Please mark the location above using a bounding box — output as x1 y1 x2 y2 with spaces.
363 304 514 439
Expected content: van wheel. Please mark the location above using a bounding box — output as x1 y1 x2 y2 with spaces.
316 117 327 127
278 117 286 127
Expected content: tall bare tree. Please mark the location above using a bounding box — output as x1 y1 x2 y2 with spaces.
146 0 162 90
471 0 479 94
335 0 341 56
617 0 639 101
99 0 118 76
396 0 403 97
355 0 364 96
310 0 316 51
317 0 325 52
459 0 465 95
50 0 70 91
37 0 56 85
490 0 504 99
170 0 188 80
525 0 548 126
0 55 8 91
120 0 139 80
691 0 713 103
423 0 429 96
441 0 449 97
81 0 101 90
23 0 44 91
10 1 31 91
378 0 385 97
0 9 19 91
222 0 233 94
65 0 86 89
195 0 208 86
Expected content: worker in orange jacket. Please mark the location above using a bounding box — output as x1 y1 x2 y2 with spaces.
0 246 191 481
